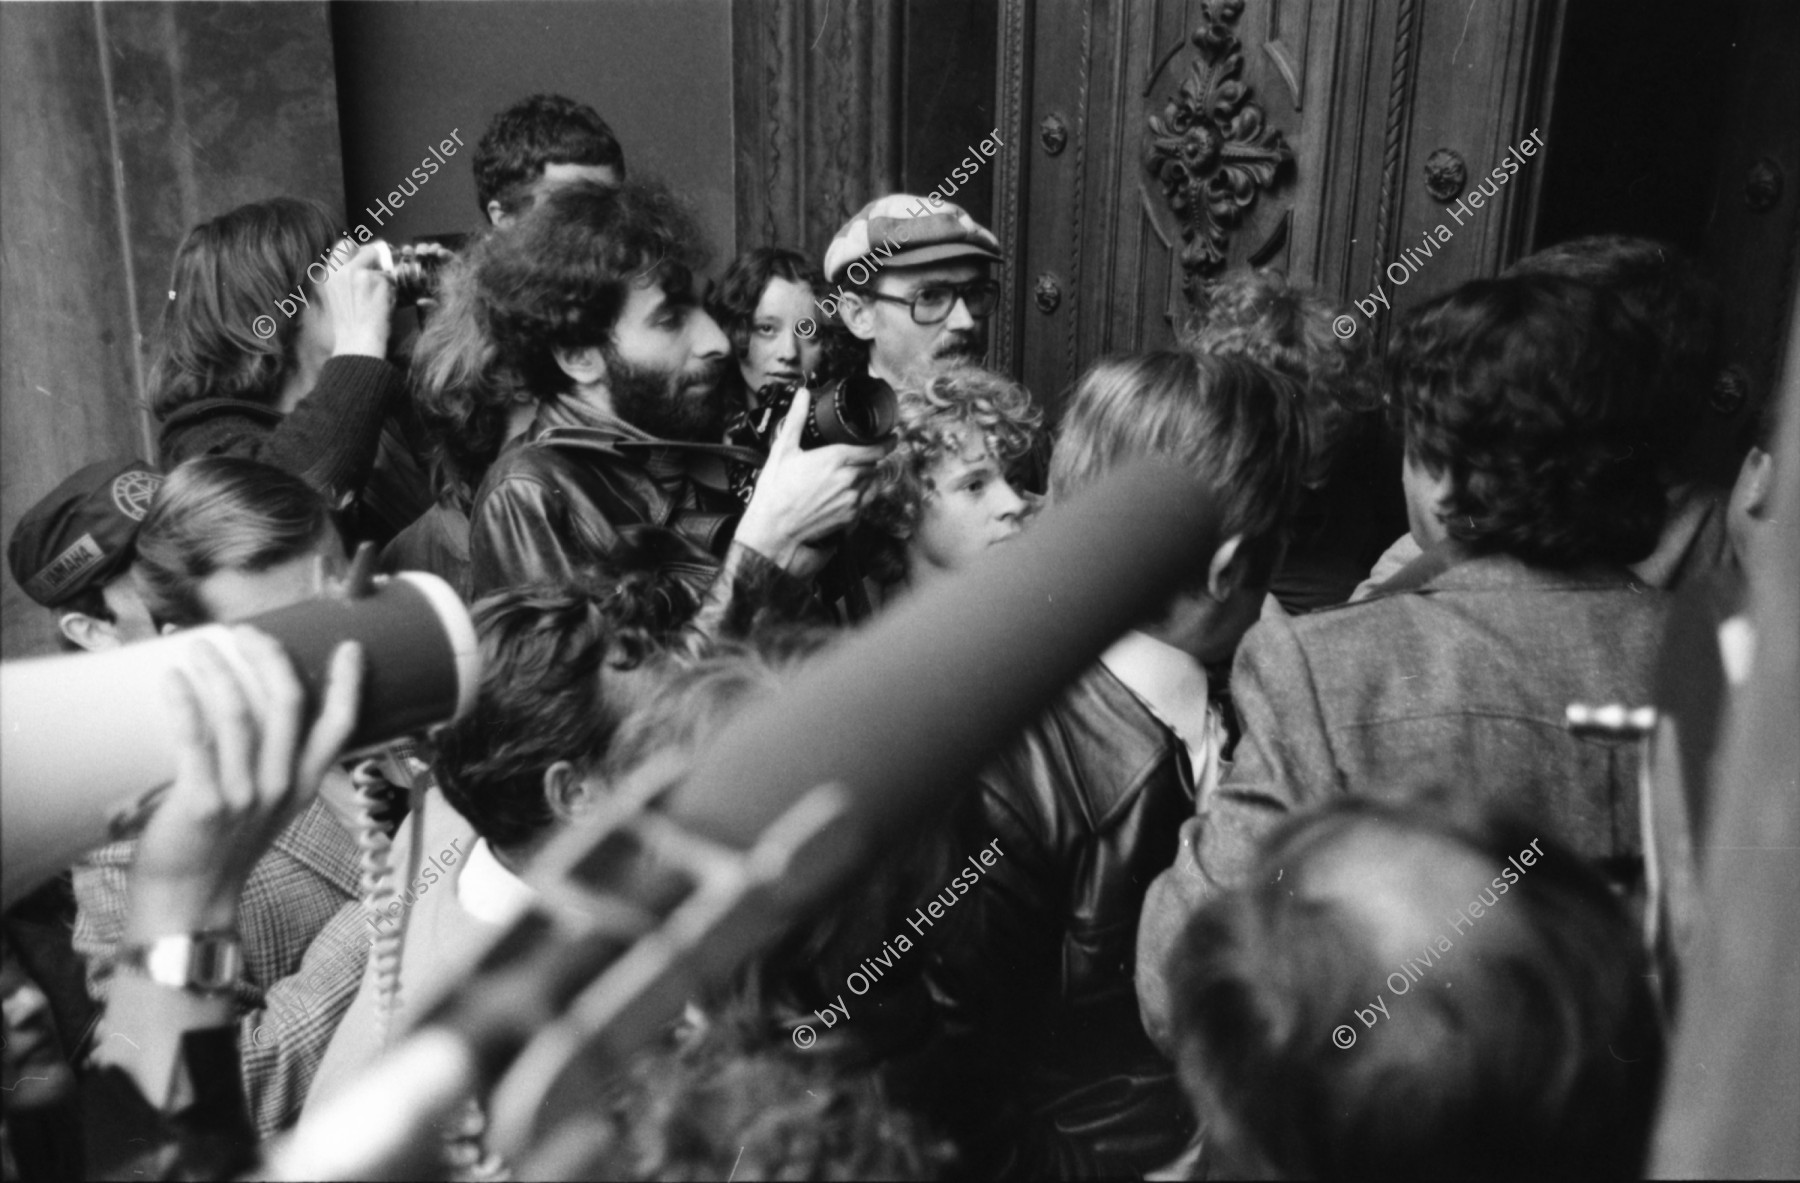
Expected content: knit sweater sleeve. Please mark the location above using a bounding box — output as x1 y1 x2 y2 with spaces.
262 357 399 503
158 357 398 506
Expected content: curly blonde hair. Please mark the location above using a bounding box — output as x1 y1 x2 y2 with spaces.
1182 269 1383 488
863 363 1044 545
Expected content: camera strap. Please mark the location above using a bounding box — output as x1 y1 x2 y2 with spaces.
534 426 764 469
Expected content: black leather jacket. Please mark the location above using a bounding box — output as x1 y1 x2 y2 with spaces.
467 406 810 635
924 664 1198 1179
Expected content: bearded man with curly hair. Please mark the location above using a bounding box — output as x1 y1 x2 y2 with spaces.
456 180 883 634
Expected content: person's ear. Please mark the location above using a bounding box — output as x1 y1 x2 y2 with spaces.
158 621 182 638
56 613 122 653
839 291 879 343
486 199 511 228
1739 446 1776 520
542 760 602 824
1206 534 1247 603
552 345 607 388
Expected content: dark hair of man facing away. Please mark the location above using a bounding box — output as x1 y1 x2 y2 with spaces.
1507 235 1726 488
132 455 335 629
1394 272 1666 570
1165 797 1664 1180
473 93 625 226
1135 273 1678 1060
1506 236 1740 589
430 569 694 862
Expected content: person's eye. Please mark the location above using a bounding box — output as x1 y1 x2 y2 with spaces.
915 287 952 307
965 478 986 494
754 321 779 337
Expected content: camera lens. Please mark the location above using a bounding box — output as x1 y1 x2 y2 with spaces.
822 374 897 447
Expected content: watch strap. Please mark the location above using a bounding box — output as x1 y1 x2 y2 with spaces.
117 930 244 995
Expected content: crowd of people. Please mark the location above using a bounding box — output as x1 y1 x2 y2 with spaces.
0 89 1785 1181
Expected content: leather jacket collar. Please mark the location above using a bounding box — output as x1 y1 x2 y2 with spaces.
526 395 762 472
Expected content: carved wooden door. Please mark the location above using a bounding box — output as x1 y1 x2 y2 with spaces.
991 0 1561 409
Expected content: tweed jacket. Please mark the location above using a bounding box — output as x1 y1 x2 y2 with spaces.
1136 548 1670 1050
73 798 364 1137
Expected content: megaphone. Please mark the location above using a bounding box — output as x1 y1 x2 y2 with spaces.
0 572 478 908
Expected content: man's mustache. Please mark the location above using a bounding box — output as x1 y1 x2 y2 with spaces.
935 333 984 359
682 358 730 392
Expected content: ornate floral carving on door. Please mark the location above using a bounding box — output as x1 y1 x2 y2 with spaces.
1142 1 1294 306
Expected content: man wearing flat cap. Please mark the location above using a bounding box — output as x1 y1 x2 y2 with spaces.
7 459 162 652
822 194 1005 388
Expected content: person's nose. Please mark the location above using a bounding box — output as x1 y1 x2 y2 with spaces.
944 294 978 332
995 478 1028 526
775 327 801 364
691 308 731 361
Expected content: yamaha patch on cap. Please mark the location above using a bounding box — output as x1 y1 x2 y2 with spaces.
8 459 162 608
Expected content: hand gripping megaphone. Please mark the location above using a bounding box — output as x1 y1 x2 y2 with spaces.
0 571 479 908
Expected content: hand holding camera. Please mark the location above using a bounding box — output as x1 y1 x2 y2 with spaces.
383 240 455 310
320 240 397 361
735 385 887 574
746 370 897 451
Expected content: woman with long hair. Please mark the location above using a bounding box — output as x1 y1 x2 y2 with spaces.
707 247 859 439
149 197 417 534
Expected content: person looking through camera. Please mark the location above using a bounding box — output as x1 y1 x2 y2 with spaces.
149 197 436 546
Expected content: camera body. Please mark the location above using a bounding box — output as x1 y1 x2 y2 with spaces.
749 371 899 450
388 249 449 307
374 238 459 307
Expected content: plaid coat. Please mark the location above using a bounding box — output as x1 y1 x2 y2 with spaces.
73 797 366 1138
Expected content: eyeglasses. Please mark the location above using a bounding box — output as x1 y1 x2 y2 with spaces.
866 279 1002 325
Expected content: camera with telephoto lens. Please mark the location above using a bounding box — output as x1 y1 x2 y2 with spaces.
748 371 899 450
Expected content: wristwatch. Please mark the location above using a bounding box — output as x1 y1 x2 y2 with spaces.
116 931 244 995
